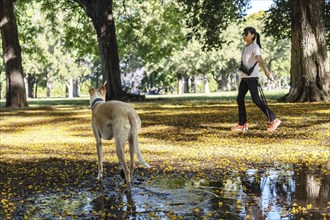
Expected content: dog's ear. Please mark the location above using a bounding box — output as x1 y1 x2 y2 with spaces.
98 80 107 95
88 87 95 95
99 85 106 95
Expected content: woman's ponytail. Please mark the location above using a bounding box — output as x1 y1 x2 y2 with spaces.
256 32 262 48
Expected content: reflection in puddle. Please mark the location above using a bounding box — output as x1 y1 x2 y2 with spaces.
18 163 330 219
24 191 96 218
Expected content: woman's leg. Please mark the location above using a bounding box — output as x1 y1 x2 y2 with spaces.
247 79 276 122
237 80 249 125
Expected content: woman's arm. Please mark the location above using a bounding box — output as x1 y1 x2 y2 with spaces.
255 55 272 79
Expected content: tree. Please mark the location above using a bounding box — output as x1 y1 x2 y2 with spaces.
265 0 330 102
178 0 250 50
29 0 135 100
0 0 28 107
115 0 186 93
15 1 98 98
116 1 185 65
71 0 130 100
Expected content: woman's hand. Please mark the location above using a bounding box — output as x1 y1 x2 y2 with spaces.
265 69 273 81
256 55 273 80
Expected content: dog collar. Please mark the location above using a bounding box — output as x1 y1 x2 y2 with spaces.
91 98 104 110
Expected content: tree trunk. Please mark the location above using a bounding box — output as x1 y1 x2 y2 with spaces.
46 78 51 98
75 0 142 100
190 76 196 93
0 80 2 99
0 0 28 107
183 74 189 93
203 74 210 94
212 70 222 91
220 70 230 91
177 74 184 94
27 73 35 98
73 78 80 97
34 81 38 98
281 0 330 102
66 78 73 98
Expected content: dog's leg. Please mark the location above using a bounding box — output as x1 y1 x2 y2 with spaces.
92 126 103 180
115 134 131 191
96 139 103 180
128 135 135 177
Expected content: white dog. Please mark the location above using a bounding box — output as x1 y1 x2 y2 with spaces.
88 81 150 191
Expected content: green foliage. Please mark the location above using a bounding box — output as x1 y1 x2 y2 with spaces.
15 2 43 54
178 0 250 50
12 1 99 96
18 3 81 79
114 0 188 89
115 0 185 65
29 0 99 59
264 0 330 49
263 0 291 41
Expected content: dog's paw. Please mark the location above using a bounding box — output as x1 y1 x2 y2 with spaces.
97 174 103 181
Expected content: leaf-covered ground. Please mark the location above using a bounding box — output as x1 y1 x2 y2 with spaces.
0 98 329 219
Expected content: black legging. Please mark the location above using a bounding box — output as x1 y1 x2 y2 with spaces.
237 78 276 125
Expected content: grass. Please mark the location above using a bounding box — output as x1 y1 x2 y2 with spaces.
0 89 289 108
0 97 90 108
1 89 329 219
145 89 289 101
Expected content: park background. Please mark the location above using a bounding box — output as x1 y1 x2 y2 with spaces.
0 0 292 100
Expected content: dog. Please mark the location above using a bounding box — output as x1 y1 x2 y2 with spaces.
88 81 150 191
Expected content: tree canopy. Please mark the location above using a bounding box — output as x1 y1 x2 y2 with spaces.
1 0 328 104
264 0 330 50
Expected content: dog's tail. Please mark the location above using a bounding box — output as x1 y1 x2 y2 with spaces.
133 132 151 168
129 111 151 169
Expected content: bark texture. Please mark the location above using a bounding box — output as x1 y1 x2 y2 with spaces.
1 0 28 107
281 0 330 102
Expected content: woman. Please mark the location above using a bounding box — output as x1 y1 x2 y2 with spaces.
231 27 281 132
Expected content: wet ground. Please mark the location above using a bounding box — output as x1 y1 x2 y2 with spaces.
1 162 329 219
1 102 330 219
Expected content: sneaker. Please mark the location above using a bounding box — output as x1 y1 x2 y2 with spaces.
267 118 281 132
231 123 248 132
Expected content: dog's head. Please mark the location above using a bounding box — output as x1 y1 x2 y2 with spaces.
88 81 107 108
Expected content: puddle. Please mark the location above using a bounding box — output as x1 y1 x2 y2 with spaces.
9 164 330 219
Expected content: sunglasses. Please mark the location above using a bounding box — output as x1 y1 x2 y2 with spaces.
242 32 249 36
